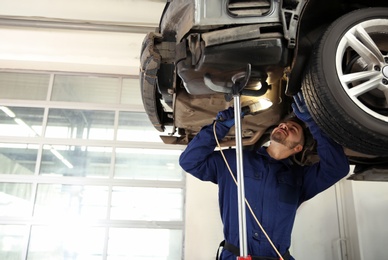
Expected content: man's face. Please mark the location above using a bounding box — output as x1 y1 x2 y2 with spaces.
270 120 304 149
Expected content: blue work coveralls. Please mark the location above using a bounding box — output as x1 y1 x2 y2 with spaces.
179 121 350 260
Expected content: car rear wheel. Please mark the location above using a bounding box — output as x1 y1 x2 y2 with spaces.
302 7 388 156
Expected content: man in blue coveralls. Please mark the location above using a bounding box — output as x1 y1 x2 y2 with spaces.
179 93 350 260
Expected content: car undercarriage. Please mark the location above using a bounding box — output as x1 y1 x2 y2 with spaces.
140 0 388 181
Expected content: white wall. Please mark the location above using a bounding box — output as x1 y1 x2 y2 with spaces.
184 174 223 260
345 180 388 259
291 183 344 260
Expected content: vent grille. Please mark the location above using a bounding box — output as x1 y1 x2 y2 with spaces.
228 0 271 16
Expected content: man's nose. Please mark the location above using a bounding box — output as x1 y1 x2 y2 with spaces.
279 123 288 129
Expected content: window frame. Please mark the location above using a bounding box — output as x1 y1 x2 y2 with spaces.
0 70 185 260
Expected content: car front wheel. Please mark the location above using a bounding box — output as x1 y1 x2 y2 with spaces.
303 7 388 156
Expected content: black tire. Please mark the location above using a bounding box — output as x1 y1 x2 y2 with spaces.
302 8 388 156
139 33 166 132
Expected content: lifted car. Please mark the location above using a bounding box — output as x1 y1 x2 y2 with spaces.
140 0 388 181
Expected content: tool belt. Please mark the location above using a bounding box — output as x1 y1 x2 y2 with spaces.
217 240 291 260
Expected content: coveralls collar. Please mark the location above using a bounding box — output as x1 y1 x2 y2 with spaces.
256 146 294 169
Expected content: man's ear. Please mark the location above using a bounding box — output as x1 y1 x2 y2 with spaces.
293 144 303 153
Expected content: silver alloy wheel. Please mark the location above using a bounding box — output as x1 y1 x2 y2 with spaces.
302 8 388 155
336 19 388 123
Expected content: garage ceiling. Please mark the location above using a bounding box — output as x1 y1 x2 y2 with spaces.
0 0 166 75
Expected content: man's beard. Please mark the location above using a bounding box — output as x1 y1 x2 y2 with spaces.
270 131 300 149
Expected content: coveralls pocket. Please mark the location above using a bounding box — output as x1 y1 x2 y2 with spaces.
277 173 301 210
244 167 263 205
244 163 263 180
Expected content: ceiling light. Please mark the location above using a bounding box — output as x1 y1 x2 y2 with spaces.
246 98 273 113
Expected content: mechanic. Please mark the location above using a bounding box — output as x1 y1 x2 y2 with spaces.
179 92 350 260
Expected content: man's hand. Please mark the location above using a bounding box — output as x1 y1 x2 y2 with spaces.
216 107 235 128
292 91 313 124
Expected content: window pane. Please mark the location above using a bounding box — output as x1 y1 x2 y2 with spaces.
108 228 182 260
111 187 183 221
28 225 105 260
46 109 115 140
51 75 120 103
0 72 49 100
0 106 44 137
0 144 38 175
34 184 108 219
121 78 143 106
0 183 32 217
117 111 163 142
40 145 112 177
0 71 185 260
0 225 26 260
114 148 182 181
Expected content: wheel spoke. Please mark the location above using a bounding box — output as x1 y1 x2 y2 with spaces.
345 30 381 65
347 76 381 97
355 25 385 62
340 70 380 84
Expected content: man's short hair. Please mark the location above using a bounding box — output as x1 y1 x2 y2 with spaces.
285 115 316 151
286 116 306 131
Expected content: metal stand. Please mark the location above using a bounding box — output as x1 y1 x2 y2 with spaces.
233 93 249 259
204 64 267 260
